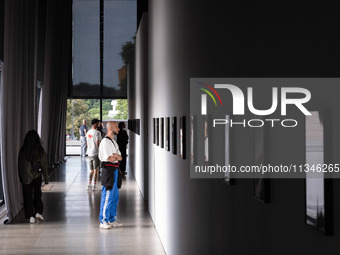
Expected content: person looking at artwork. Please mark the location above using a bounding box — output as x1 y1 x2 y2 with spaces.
18 130 49 224
79 119 88 158
97 121 105 138
117 122 128 175
86 119 102 191
98 121 123 229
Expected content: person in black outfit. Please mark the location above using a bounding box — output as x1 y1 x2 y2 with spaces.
117 122 128 175
18 130 49 224
97 121 105 138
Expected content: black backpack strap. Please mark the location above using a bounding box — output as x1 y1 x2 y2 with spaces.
105 136 117 150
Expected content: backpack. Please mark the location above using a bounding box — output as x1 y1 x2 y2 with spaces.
31 161 43 173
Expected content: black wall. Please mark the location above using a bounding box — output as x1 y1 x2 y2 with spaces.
131 1 340 254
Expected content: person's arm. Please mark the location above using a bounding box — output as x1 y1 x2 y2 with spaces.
18 151 25 184
96 132 101 147
114 141 122 161
114 153 122 161
107 154 122 162
41 151 49 184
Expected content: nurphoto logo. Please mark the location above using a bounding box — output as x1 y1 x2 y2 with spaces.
196 81 312 128
190 78 340 180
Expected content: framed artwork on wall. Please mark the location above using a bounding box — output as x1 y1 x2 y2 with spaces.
305 110 333 236
127 119 139 135
165 117 170 151
136 119 140 135
172 117 177 155
204 116 209 165
135 119 137 133
156 118 159 146
190 116 197 164
153 118 156 144
253 117 270 203
180 116 186 159
160 118 164 148
223 115 233 184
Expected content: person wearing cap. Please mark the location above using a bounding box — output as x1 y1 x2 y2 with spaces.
86 119 102 191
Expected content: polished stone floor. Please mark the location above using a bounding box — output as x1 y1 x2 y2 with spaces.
0 157 165 255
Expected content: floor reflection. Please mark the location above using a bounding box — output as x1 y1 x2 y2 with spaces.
2 156 165 254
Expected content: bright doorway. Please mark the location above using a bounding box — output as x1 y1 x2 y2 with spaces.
65 99 128 155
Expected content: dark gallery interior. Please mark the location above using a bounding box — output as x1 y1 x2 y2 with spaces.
1 0 340 254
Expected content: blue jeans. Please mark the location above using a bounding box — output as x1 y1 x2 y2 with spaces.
99 169 119 223
80 136 87 157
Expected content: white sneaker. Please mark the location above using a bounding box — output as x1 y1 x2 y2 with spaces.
92 184 96 191
99 221 111 229
109 221 123 228
29 217 35 224
86 184 91 190
35 213 44 222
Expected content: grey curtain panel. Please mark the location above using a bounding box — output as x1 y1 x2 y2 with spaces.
0 0 71 222
40 0 71 167
1 0 38 222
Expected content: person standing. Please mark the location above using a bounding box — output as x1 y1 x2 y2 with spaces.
79 119 88 158
117 122 128 175
98 121 123 229
18 130 49 224
97 121 105 138
86 119 102 191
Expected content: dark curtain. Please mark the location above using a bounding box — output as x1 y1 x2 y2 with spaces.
1 0 38 221
0 0 71 222
40 0 72 168
0 0 4 60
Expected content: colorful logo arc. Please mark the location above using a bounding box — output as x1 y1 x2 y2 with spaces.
197 82 222 106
